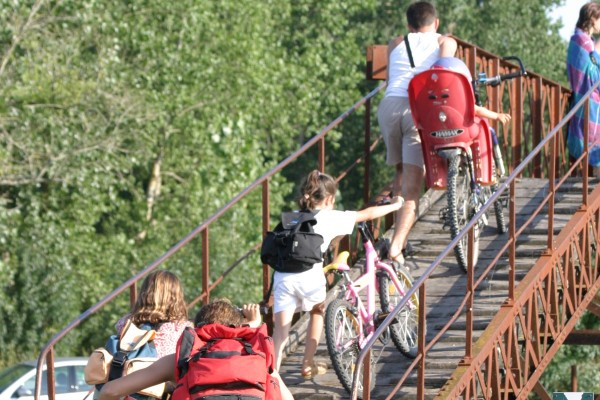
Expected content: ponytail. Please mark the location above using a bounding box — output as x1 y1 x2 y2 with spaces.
298 170 337 211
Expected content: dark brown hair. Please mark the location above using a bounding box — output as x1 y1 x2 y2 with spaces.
406 1 437 30
297 170 337 211
130 270 188 325
194 298 244 327
577 2 600 33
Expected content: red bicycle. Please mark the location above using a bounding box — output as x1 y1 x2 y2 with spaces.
408 56 526 271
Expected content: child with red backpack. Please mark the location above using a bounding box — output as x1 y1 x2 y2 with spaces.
98 300 294 400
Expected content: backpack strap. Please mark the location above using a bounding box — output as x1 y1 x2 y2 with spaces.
189 381 266 394
108 320 156 382
260 271 275 313
108 350 128 382
176 327 196 379
190 338 260 361
281 211 317 230
404 35 415 69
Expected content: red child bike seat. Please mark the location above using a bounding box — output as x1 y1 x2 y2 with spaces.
408 67 494 189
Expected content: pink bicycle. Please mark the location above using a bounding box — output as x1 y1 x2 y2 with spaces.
323 221 420 398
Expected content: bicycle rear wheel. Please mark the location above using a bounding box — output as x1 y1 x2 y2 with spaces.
490 160 507 234
325 298 375 399
447 154 480 272
378 264 419 358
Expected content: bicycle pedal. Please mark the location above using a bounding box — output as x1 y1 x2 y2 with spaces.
375 312 398 325
379 327 391 346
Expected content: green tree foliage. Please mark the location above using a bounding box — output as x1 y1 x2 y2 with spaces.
435 0 567 84
539 311 600 394
0 4 592 394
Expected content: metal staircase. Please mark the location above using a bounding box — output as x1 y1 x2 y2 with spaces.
34 37 599 400
278 178 600 399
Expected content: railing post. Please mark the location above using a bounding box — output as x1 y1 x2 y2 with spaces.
512 72 524 173
548 131 556 253
533 76 543 177
129 283 137 309
364 97 372 206
583 98 589 207
202 227 209 304
363 350 371 400
461 227 475 365
318 137 325 172
508 180 516 303
262 180 273 333
47 350 56 400
417 284 426 400
550 84 561 176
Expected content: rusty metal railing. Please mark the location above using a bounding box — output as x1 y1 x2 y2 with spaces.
35 36 584 400
353 39 600 399
33 82 390 400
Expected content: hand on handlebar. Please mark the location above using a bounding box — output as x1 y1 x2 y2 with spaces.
390 195 405 207
381 195 404 204
496 113 511 125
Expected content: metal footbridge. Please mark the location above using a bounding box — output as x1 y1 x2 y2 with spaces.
35 37 600 400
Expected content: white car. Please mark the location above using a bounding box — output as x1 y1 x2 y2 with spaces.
0 358 93 400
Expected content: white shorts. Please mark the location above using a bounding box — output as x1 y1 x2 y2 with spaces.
272 269 326 314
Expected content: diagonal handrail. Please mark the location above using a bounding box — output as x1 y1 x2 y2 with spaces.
34 36 583 400
33 82 387 400
351 51 600 400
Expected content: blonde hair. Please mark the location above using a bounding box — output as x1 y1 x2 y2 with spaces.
194 298 244 327
130 270 188 325
297 170 337 211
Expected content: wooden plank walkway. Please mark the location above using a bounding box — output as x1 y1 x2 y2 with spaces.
277 178 586 399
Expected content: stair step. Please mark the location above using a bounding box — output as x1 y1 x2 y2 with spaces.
278 178 585 399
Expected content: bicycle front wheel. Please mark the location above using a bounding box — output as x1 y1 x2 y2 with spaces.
447 154 480 272
378 265 419 358
325 298 375 398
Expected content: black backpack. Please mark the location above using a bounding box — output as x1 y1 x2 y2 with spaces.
260 211 324 273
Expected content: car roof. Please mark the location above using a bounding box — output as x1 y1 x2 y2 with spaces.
19 357 89 368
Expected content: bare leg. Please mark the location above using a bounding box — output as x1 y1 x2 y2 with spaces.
389 163 424 264
302 302 325 372
273 309 294 371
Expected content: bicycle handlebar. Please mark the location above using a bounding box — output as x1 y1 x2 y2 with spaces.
477 56 527 87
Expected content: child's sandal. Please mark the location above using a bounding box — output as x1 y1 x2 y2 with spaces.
301 362 327 378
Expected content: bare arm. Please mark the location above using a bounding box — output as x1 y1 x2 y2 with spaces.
355 196 404 223
438 35 457 58
99 355 175 400
475 105 511 125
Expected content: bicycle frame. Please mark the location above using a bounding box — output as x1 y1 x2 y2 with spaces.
332 240 413 347
325 223 416 346
324 222 420 398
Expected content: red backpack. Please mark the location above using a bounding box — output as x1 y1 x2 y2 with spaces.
172 323 282 400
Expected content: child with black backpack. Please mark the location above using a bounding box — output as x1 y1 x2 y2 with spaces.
272 170 404 378
98 300 294 400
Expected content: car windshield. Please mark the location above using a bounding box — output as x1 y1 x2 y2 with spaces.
0 364 34 391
